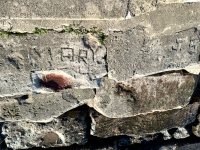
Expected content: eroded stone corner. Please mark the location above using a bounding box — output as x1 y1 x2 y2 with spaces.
2 110 88 149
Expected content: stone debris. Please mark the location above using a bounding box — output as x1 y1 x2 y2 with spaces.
2 110 88 149
161 130 172 140
173 127 190 139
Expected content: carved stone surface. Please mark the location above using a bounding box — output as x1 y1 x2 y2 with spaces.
0 1 200 149
2 110 88 149
90 103 199 138
93 74 195 118
0 89 94 122
107 27 200 81
0 32 107 96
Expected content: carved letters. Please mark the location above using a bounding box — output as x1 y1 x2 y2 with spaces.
61 48 89 63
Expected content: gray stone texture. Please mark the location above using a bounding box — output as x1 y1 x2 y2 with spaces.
173 127 190 139
0 1 200 149
0 89 94 122
2 110 88 149
0 32 107 96
93 74 195 118
0 0 128 19
107 27 200 81
90 102 199 138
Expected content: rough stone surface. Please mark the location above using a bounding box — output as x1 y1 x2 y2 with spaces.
0 89 94 122
107 27 200 81
128 0 158 17
177 143 200 150
92 74 195 118
0 32 107 96
90 103 199 138
2 110 88 149
173 127 190 139
118 133 164 146
0 0 128 19
0 1 200 150
161 130 172 140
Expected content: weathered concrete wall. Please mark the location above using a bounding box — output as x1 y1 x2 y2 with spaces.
0 0 200 149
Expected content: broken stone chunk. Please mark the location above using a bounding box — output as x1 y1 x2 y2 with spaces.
161 130 172 140
173 127 190 139
42 132 59 147
93 74 195 118
2 110 88 149
90 102 199 138
0 89 95 122
107 27 200 81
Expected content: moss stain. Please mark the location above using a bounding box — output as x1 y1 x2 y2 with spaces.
0 25 108 44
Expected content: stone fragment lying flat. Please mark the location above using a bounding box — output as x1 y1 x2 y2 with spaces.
0 32 106 96
107 27 200 81
90 102 199 138
0 89 94 122
92 74 195 118
2 110 88 149
0 0 128 19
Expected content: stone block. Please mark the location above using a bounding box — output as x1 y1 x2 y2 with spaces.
93 74 195 118
90 102 199 138
107 27 200 81
2 110 88 149
0 89 95 122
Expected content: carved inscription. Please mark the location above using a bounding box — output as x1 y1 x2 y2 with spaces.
79 49 88 63
108 28 200 80
61 48 74 62
61 48 90 63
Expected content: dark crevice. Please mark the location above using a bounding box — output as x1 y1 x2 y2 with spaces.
148 69 191 77
125 0 131 18
103 44 108 73
14 94 30 105
190 75 200 104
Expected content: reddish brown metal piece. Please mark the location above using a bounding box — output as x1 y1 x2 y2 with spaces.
40 73 72 92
